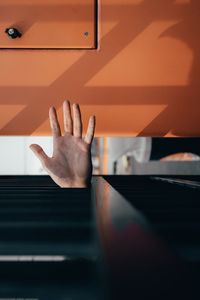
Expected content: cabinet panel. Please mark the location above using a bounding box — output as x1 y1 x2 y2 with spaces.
0 0 96 49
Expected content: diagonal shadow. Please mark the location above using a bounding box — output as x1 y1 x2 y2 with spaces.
139 0 200 136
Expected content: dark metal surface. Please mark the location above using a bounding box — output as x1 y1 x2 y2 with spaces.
0 175 199 299
0 175 100 299
0 176 94 257
97 176 200 299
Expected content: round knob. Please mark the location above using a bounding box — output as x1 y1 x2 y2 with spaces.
5 27 22 39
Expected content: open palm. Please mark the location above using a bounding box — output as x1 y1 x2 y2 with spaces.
30 101 96 188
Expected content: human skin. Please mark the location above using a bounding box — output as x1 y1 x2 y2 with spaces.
30 100 96 188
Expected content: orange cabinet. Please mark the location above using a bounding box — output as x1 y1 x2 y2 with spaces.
0 0 97 49
0 0 199 136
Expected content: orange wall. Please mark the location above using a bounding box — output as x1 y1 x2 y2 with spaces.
0 0 199 136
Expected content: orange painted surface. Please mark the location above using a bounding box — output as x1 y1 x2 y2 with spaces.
0 0 199 136
0 0 96 49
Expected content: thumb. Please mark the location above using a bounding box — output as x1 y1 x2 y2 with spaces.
29 144 49 167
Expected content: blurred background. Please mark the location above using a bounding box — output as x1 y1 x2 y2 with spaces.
0 136 200 175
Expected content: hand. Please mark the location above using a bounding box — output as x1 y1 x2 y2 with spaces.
30 100 96 188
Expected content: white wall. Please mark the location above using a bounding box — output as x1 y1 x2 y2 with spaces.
0 137 53 175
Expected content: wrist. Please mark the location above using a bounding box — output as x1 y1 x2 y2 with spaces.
60 179 90 188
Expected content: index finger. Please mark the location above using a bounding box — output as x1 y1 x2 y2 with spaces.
84 115 96 144
49 106 61 138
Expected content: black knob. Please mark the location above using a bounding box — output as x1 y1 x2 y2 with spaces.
5 28 22 39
